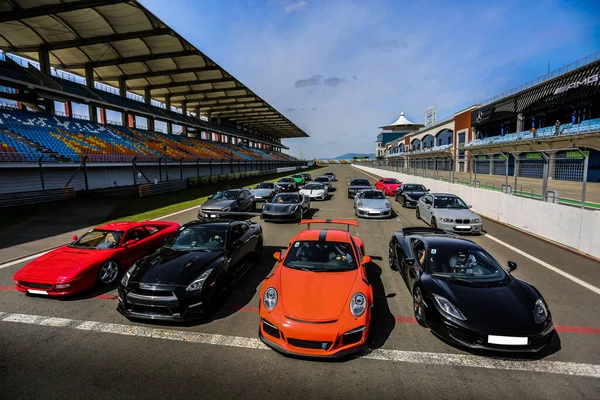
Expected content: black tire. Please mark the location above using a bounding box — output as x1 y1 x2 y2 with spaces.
401 197 406 207
388 245 398 271
97 260 120 286
413 286 426 327
416 207 421 220
431 217 437 229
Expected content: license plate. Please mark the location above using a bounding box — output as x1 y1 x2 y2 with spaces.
211 214 217 218
487 335 528 345
27 289 48 295
456 225 471 229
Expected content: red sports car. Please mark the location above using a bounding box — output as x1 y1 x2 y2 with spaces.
375 177 402 195
13 221 179 297
259 220 373 358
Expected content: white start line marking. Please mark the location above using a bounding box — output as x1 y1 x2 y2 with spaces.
1 311 599 379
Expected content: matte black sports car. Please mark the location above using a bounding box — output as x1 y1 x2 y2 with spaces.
388 228 555 352
395 183 429 207
261 193 311 222
198 188 255 219
323 172 337 181
347 178 372 198
276 178 298 192
117 219 263 322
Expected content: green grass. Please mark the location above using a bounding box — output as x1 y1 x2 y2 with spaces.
104 166 325 223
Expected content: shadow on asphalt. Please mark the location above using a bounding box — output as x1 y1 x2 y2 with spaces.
365 259 396 350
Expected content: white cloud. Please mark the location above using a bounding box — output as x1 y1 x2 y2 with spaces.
284 1 308 14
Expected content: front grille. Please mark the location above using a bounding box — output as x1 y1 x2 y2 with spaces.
455 219 471 224
20 282 53 290
133 288 174 297
287 338 333 350
285 315 337 324
341 331 363 346
131 305 173 317
446 325 480 345
262 319 280 338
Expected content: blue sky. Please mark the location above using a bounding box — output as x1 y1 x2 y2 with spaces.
141 0 600 159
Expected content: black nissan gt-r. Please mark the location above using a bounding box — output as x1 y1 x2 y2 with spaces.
388 228 555 352
117 219 263 322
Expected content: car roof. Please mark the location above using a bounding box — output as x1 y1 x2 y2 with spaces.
295 228 352 243
401 230 477 247
430 193 458 197
184 219 238 228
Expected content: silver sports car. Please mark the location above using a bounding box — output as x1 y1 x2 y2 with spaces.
416 193 483 233
353 189 392 219
250 182 279 202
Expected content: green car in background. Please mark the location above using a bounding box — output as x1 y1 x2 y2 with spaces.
291 174 305 185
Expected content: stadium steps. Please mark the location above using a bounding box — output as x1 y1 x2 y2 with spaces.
0 129 61 161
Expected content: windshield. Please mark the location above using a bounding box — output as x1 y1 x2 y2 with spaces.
315 177 329 183
304 183 324 190
351 179 370 186
165 226 227 251
324 173 333 176
383 179 399 184
404 184 426 191
257 182 274 189
426 246 507 282
284 241 357 271
272 194 300 203
279 178 293 183
360 190 385 199
71 229 124 250
211 190 239 200
434 196 468 209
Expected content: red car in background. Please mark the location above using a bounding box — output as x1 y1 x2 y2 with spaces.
13 221 179 297
375 177 402 195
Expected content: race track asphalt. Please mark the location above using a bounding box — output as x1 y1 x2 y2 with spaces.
0 164 599 399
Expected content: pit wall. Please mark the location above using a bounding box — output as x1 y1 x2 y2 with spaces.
353 164 600 259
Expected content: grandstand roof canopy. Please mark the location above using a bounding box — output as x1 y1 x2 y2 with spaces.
379 112 423 130
0 0 308 139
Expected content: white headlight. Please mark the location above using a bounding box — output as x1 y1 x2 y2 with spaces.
433 294 466 320
440 218 454 222
120 264 136 286
264 287 278 310
350 293 367 317
385 201 390 208
472 218 481 223
186 268 213 292
533 298 548 324
357 202 364 207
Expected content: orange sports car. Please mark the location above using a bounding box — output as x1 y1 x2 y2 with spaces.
259 219 373 358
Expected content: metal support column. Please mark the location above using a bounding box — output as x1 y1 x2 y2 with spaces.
38 156 45 190
540 152 549 201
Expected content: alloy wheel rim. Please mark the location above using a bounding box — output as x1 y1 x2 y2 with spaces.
414 289 423 320
100 261 118 283
388 247 393 268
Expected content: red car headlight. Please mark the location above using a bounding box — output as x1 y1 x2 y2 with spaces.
55 283 71 289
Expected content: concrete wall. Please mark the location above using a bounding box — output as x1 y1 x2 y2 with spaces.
353 164 600 259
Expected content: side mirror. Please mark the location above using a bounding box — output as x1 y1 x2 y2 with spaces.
273 251 282 261
427 189 430 192
72 235 78 242
123 239 137 248
508 261 517 272
232 239 243 248
362 255 372 264
468 205 473 208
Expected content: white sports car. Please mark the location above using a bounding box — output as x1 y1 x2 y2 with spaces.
299 183 328 200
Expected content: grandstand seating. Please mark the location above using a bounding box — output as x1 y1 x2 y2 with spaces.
464 118 600 149
0 60 40 85
0 107 298 163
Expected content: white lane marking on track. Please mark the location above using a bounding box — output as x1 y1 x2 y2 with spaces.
0 251 51 270
2 311 599 378
150 204 201 221
352 165 600 296
483 234 600 296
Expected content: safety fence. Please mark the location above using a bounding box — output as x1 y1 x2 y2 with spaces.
364 150 596 209
0 186 75 208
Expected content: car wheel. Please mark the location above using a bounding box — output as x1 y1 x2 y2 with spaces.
388 245 398 271
401 197 406 207
416 207 421 220
98 260 119 286
431 217 437 229
413 286 426 327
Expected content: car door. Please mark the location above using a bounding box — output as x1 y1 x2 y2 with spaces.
421 195 434 222
407 239 425 292
120 227 152 267
227 222 255 281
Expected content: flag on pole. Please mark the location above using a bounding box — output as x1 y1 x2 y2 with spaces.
531 116 536 129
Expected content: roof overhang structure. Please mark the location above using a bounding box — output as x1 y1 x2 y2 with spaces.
0 0 308 140
379 111 424 131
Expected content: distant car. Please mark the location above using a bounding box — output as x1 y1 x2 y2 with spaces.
300 173 312 182
323 172 337 181
347 178 372 198
389 227 555 352
353 189 392 219
300 182 328 200
276 177 298 192
374 177 401 195
14 221 180 296
314 176 332 192
259 220 372 358
118 219 263 321
291 174 305 185
261 193 311 222
395 183 429 207
251 182 279 202
198 188 255 219
416 193 483 234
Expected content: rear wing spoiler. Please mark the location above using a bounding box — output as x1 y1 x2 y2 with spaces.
299 219 359 231
401 227 448 236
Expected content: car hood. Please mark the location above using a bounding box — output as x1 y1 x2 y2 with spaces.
131 248 225 286
404 190 427 198
433 277 540 332
382 183 400 189
358 198 389 209
201 199 236 210
315 181 330 186
14 246 107 281
279 267 358 321
433 208 479 220
263 203 300 213
251 189 274 197
300 188 325 194
349 185 371 190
